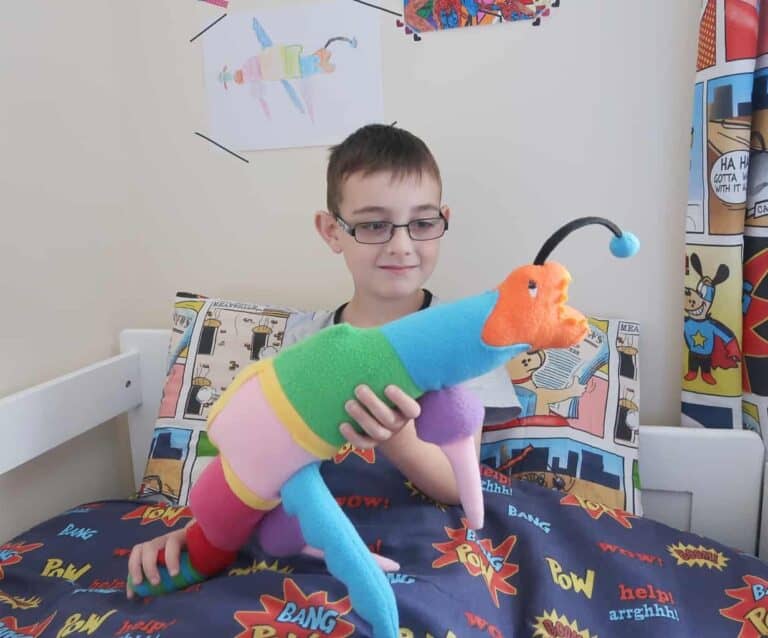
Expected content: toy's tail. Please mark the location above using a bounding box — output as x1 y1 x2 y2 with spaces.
281 463 399 638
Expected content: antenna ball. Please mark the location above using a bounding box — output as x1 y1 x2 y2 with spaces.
609 231 639 258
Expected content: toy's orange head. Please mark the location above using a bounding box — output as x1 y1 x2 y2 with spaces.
482 217 639 351
483 261 587 350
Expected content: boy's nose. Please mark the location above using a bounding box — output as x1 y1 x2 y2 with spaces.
386 225 414 252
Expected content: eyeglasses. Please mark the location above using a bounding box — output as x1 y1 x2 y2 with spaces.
333 212 448 244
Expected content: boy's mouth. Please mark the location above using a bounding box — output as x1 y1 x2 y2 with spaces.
379 265 418 273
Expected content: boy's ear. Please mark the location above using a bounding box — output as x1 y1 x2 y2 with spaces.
441 205 451 223
315 211 343 254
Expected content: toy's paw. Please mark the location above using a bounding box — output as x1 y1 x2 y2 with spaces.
302 545 400 572
127 552 206 598
372 553 400 572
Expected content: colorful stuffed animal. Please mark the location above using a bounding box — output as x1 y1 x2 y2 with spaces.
128 216 638 638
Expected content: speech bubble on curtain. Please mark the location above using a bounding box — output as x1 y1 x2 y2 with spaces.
710 150 750 204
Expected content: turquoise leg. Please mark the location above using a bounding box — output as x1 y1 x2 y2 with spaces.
281 463 399 638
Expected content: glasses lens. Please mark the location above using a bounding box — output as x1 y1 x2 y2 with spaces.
355 222 393 244
408 218 446 240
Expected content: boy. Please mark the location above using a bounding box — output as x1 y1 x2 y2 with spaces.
127 123 519 596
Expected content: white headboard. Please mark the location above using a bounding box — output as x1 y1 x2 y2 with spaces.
119 329 171 489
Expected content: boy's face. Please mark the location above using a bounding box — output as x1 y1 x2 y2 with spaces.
317 170 449 301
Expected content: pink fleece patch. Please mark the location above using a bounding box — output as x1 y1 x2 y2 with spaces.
207 375 318 502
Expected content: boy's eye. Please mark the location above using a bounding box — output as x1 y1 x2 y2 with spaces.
360 222 390 232
413 219 438 229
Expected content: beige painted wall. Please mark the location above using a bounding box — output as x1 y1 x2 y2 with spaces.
0 2 136 541
0 0 699 541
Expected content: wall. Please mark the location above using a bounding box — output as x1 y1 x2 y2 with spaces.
0 0 700 540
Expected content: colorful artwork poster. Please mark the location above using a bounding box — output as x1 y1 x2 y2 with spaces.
203 1 383 151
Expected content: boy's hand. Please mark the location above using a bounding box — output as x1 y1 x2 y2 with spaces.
340 385 421 449
126 526 188 599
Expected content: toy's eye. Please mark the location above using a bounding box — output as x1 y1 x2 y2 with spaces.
528 280 538 298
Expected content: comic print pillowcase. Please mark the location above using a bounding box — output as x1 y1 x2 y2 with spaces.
139 295 641 515
137 292 312 506
480 316 642 514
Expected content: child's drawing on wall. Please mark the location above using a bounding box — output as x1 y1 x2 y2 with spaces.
217 18 358 123
203 1 383 151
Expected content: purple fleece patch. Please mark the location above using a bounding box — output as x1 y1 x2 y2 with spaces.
415 385 484 445
256 505 304 556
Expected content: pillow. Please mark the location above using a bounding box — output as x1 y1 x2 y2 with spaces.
479 316 642 514
137 292 313 505
140 294 641 515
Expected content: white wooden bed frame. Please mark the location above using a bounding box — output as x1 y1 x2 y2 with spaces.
1 329 766 560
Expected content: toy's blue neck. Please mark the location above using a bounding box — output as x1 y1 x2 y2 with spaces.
379 290 529 392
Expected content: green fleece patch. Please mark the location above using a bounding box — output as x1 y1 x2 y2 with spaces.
274 324 422 448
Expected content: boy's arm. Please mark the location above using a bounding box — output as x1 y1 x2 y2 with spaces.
378 423 482 505
341 383 484 505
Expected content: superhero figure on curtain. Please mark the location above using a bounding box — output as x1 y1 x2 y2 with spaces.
684 253 741 385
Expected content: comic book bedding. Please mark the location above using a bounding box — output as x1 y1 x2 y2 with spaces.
2 450 768 638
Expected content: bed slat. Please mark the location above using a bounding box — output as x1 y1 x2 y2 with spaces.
0 352 141 476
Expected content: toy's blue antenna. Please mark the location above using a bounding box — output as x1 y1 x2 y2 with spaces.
533 216 639 265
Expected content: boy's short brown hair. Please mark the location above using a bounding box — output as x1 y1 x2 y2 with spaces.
326 124 442 214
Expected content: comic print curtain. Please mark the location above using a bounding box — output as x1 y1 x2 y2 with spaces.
683 0 768 435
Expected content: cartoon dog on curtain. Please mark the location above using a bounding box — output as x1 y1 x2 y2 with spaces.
684 252 741 385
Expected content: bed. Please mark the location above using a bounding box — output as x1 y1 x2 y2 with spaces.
0 328 767 637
